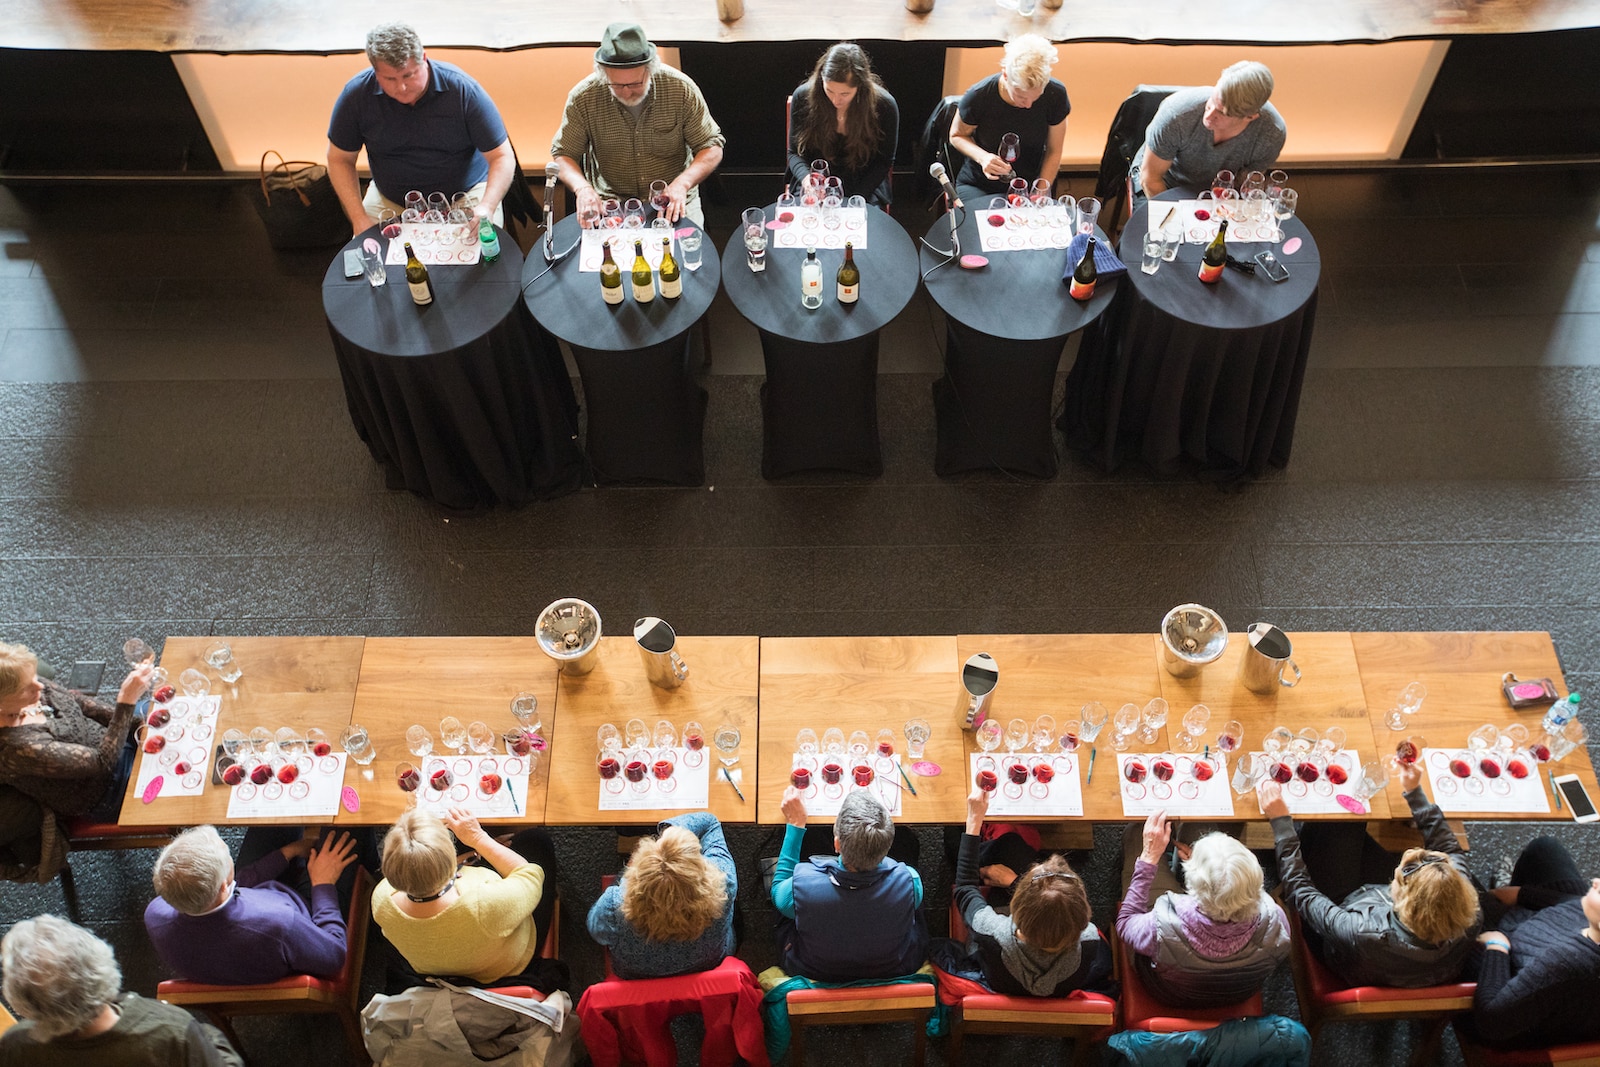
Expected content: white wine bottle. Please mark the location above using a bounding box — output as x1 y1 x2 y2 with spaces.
600 242 624 305
403 242 433 306
631 240 655 304
837 241 859 304
658 237 682 299
800 245 823 310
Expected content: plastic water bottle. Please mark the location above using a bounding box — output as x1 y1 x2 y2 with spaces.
1542 691 1581 736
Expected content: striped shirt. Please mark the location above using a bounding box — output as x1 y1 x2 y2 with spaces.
552 65 725 208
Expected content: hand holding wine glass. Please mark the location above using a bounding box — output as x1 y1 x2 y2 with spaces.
1139 809 1173 864
119 663 154 705
780 785 808 828
1256 778 1289 817
1396 755 1423 793
965 785 988 835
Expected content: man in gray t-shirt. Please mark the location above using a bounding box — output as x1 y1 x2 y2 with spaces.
1134 61 1286 203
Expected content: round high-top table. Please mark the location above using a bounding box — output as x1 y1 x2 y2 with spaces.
918 207 1118 477
1058 190 1322 480
323 227 583 510
721 205 919 478
521 217 721 486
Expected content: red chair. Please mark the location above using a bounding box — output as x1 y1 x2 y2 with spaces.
1112 923 1264 1032
158 867 373 1065
939 900 1116 1067
1284 905 1474 1065
1458 1034 1600 1066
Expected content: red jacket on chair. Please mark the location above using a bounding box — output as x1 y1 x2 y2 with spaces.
576 956 769 1067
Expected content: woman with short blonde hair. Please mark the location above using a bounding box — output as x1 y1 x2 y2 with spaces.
589 812 738 978
949 33 1071 205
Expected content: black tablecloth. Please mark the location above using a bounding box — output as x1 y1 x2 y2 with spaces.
323 228 583 510
522 216 721 485
721 206 919 478
919 207 1119 477
1059 191 1321 480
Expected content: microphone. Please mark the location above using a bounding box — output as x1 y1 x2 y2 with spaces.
543 162 560 262
929 161 960 206
921 161 962 265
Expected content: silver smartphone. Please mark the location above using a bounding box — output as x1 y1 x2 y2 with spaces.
1254 250 1290 283
1554 773 1598 822
343 249 364 279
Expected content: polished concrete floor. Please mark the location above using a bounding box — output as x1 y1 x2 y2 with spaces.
1 164 1598 1065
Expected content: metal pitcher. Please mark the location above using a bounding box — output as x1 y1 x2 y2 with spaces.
634 616 689 690
534 598 603 676
957 652 999 731
1160 604 1229 679
1240 623 1301 694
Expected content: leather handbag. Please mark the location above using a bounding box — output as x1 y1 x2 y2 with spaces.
252 150 348 249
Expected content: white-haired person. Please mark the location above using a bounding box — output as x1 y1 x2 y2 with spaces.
1134 60 1286 203
144 825 363 985
587 811 738 978
1116 811 1290 1007
0 914 243 1065
949 34 1070 207
772 785 927 982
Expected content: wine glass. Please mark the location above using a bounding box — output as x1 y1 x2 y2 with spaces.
1003 718 1030 754
682 721 706 767
597 749 625 793
651 748 678 794
1467 724 1501 752
1271 188 1298 242
976 718 1003 754
1231 752 1268 796
404 190 425 216
874 728 897 759
1384 681 1427 730
221 728 249 759
1080 702 1109 744
439 716 468 754
601 198 622 228
405 725 434 758
654 719 678 753
846 195 866 228
1137 698 1169 746
1292 728 1320 756
796 728 819 758
649 180 670 217
1241 170 1266 196
1056 716 1081 753
848 730 870 759
123 637 155 667
819 750 846 799
1111 703 1141 752
1212 170 1235 198
1031 715 1056 754
467 721 496 756
822 727 846 759
510 692 540 730
426 192 449 218
1267 170 1288 199
179 668 210 699
1215 719 1244 754
1350 759 1390 804
1176 704 1210 753
622 198 645 228
1395 734 1427 765
1262 725 1294 756
903 719 931 761
1317 726 1348 760
998 132 1020 173
625 718 650 751
597 723 622 754
790 755 816 796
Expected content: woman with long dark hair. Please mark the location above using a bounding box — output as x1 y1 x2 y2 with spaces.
787 43 898 208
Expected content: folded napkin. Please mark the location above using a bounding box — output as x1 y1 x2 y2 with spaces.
1061 232 1128 286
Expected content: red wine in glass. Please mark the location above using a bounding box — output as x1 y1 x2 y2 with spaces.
778 211 795 224
790 767 812 790
1007 762 1030 786
821 762 843 784
1296 762 1321 784
1507 757 1531 779
1396 740 1421 764
877 740 895 757
397 768 421 792
1216 734 1239 752
1479 757 1502 778
684 732 704 751
510 733 534 757
1449 757 1473 778
1060 731 1078 750
480 772 503 794
142 734 166 754
852 764 874 788
1530 742 1552 761
976 769 999 792
147 708 171 728
598 756 621 780
1032 762 1055 785
382 222 403 239
624 760 647 783
1192 759 1216 782
987 213 1006 227
1270 761 1293 784
251 763 273 786
222 763 248 786
277 763 299 785
1325 763 1349 786
430 767 453 790
1152 759 1175 781
173 760 192 776
652 759 674 781
650 194 670 216
154 684 176 703
1193 208 1211 221
1124 760 1148 783
312 741 333 757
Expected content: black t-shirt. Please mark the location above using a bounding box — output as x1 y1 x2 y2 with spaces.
956 73 1070 195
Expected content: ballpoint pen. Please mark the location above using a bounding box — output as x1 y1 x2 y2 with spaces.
721 766 746 802
508 779 520 816
1086 747 1097 784
1552 769 1562 811
897 763 919 797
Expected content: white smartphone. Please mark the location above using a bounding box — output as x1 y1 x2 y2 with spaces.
1553 774 1598 823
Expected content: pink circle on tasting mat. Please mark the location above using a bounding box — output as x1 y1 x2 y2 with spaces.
1281 237 1302 255
959 255 989 269
910 760 942 776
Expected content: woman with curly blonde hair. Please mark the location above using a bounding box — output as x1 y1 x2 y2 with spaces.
588 812 737 978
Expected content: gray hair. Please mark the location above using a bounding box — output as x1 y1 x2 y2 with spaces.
1 915 122 1040
152 825 233 915
1217 60 1274 117
1183 832 1263 923
835 789 894 871
366 22 425 69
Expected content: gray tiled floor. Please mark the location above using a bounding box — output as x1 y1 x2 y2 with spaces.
1 164 1598 1065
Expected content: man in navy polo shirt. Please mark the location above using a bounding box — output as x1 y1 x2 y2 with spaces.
327 22 514 236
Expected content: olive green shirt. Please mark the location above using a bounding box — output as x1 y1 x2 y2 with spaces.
552 65 725 212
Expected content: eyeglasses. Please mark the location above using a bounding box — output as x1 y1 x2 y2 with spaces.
1399 855 1446 879
1030 869 1078 883
606 75 650 91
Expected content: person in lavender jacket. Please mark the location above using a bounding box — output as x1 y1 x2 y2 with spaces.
1117 811 1290 1007
588 812 737 979
144 825 360 984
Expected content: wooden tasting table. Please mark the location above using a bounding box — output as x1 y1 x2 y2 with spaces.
545 636 759 826
120 635 367 827
341 637 559 827
758 636 971 825
1352 631 1597 822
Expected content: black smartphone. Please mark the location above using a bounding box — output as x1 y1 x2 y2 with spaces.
1254 250 1290 283
343 248 364 279
67 660 106 693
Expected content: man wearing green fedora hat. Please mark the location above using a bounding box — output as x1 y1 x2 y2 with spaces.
553 22 725 226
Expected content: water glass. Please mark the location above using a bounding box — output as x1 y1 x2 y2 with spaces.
1550 719 1588 762
903 718 931 760
1075 196 1101 236
1141 233 1163 275
679 232 703 271
510 692 540 729
341 724 376 765
742 207 767 272
714 722 742 755
361 245 387 287
1160 222 1181 261
1079 701 1109 742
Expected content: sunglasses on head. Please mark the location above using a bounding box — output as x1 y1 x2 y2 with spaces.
1399 855 1445 879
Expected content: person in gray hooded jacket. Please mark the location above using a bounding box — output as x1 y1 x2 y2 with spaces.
1261 757 1480 989
1118 811 1291 1007
942 787 1112 997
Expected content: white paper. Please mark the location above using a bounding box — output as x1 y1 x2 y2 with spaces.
977 209 1074 254
769 207 870 251
1145 200 1277 244
413 754 534 819
792 754 904 818
1422 749 1551 815
970 753 1083 817
1241 749 1369 816
578 230 679 273
1117 753 1235 817
226 753 346 819
385 222 482 266
133 695 221 800
597 748 711 812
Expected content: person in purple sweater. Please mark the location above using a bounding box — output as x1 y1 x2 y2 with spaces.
144 825 360 984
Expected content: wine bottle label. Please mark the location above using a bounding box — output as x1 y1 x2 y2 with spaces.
633 280 655 302
660 276 682 299
838 282 859 303
1069 278 1095 300
602 283 624 305
1198 260 1225 283
408 280 432 305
